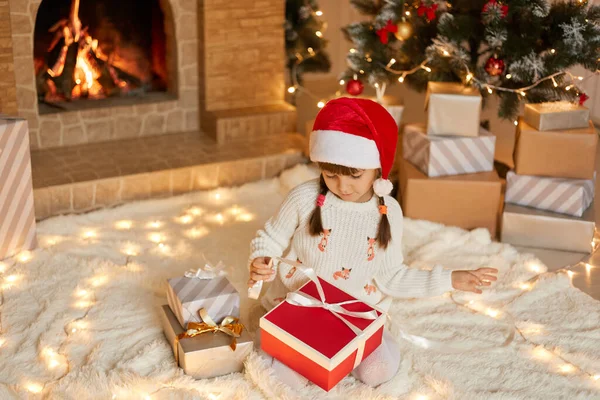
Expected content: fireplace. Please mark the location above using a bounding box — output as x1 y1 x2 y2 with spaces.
34 0 171 114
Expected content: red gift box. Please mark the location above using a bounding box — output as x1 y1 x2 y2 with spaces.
259 261 386 391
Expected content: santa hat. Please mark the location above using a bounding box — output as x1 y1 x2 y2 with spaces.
310 97 398 196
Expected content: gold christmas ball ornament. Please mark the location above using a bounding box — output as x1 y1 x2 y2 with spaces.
394 21 413 40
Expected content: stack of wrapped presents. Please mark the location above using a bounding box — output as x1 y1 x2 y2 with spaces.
501 102 597 253
398 82 502 237
160 263 253 378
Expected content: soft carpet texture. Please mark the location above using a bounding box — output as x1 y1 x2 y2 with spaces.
0 165 599 399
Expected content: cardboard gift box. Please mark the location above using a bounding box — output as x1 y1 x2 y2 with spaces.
501 203 595 253
505 171 594 217
514 119 597 180
398 159 502 237
159 305 253 379
403 123 495 177
167 273 240 328
0 117 37 261
425 82 482 137
523 102 590 131
260 268 386 391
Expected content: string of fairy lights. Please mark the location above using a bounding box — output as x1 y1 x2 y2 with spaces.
0 191 253 398
1 188 599 397
289 3 600 114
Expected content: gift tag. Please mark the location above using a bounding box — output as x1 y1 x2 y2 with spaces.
247 258 272 300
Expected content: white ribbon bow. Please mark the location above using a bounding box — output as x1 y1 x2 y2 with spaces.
184 260 227 280
277 258 379 336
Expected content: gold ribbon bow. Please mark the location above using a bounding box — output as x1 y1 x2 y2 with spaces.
173 308 244 363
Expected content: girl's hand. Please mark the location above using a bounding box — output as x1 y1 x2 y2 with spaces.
247 257 275 288
451 268 498 294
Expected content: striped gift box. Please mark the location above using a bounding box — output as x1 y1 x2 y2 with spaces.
167 275 240 328
505 171 595 217
403 123 495 177
0 118 37 260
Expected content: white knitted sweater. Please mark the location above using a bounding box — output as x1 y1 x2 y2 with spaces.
249 179 453 311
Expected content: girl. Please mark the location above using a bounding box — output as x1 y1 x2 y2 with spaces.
247 97 498 389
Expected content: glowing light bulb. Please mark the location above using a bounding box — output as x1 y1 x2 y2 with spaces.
519 91 526 97
466 73 473 82
550 49 556 54
514 120 518 126
17 251 32 263
387 58 396 67
532 347 552 360
520 283 532 290
398 75 405 83
422 66 431 72
26 383 43 393
0 262 6 273
585 263 593 272
91 275 108 287
486 308 499 318
506 74 512 79
567 270 575 278
147 221 162 229
339 79 345 85
5 275 18 283
187 207 203 216
468 300 474 305
115 220 132 230
49 359 60 368
593 375 600 381
529 263 542 273
405 11 410 16
566 85 572 91
178 215 193 225
349 48 356 54
214 193 221 201
287 86 296 94
149 233 163 243
71 328 77 333
560 364 575 373
82 230 97 239
76 289 88 297
216 214 224 222
315 10 323 16
315 31 323 37
552 77 558 87
317 101 325 108
442 50 449 56
487 87 493 94
0 337 5 347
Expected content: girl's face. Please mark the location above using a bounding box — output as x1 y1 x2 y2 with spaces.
322 168 378 203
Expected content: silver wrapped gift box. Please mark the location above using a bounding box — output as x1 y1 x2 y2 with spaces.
501 203 596 253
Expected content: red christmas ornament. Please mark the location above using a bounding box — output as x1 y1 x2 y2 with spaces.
417 2 438 21
579 92 589 105
376 19 398 44
346 79 364 96
485 56 505 76
482 0 508 18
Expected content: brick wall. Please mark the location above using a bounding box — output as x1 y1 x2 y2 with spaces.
199 0 285 112
0 0 17 116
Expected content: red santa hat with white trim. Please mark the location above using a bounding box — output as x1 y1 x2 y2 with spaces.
310 97 398 196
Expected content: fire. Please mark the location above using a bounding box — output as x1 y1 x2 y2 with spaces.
40 0 132 102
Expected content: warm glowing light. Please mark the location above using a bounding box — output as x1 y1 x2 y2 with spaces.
71 328 77 333
349 48 356 54
0 338 5 347
550 49 556 54
532 346 553 360
387 58 396 67
339 79 345 85
567 270 575 278
405 11 411 16
398 75 405 83
187 207 203 216
468 300 474 305
90 275 108 287
519 283 532 290
466 73 473 82
149 233 164 243
287 86 296 94
315 10 323 16
214 193 221 201
486 308 499 318
147 221 163 229
560 364 575 373
566 85 572 91
5 274 19 283
585 263 593 272
0 262 6 273
415 396 428 400
26 383 43 393
506 74 512 79
177 215 194 225
514 120 518 126
121 245 139 257
317 101 325 108
519 91 526 97
216 214 224 223
49 359 60 369
76 289 89 297
529 263 543 273
422 66 432 72
487 87 493 94
75 300 93 308
315 31 323 38
552 77 558 87
82 230 97 239
593 375 600 381
115 220 133 230
184 227 210 239
17 251 32 263
236 213 255 222
442 50 449 56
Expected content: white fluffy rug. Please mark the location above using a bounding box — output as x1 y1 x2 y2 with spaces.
1 165 600 400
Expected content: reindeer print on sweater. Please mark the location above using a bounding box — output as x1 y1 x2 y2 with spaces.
285 258 302 279
364 283 376 295
333 267 352 280
318 229 332 252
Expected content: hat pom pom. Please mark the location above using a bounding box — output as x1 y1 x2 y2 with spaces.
373 178 393 197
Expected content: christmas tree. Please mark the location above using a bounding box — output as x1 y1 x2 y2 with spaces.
285 0 331 99
340 0 600 120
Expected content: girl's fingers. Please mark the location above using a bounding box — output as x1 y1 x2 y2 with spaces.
477 268 498 275
479 281 491 287
250 272 274 281
481 274 498 281
252 266 274 275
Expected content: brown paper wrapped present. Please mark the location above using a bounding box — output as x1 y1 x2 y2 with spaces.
398 159 502 237
0 117 37 260
425 82 482 137
501 203 595 253
523 102 590 131
159 305 253 379
514 119 597 180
